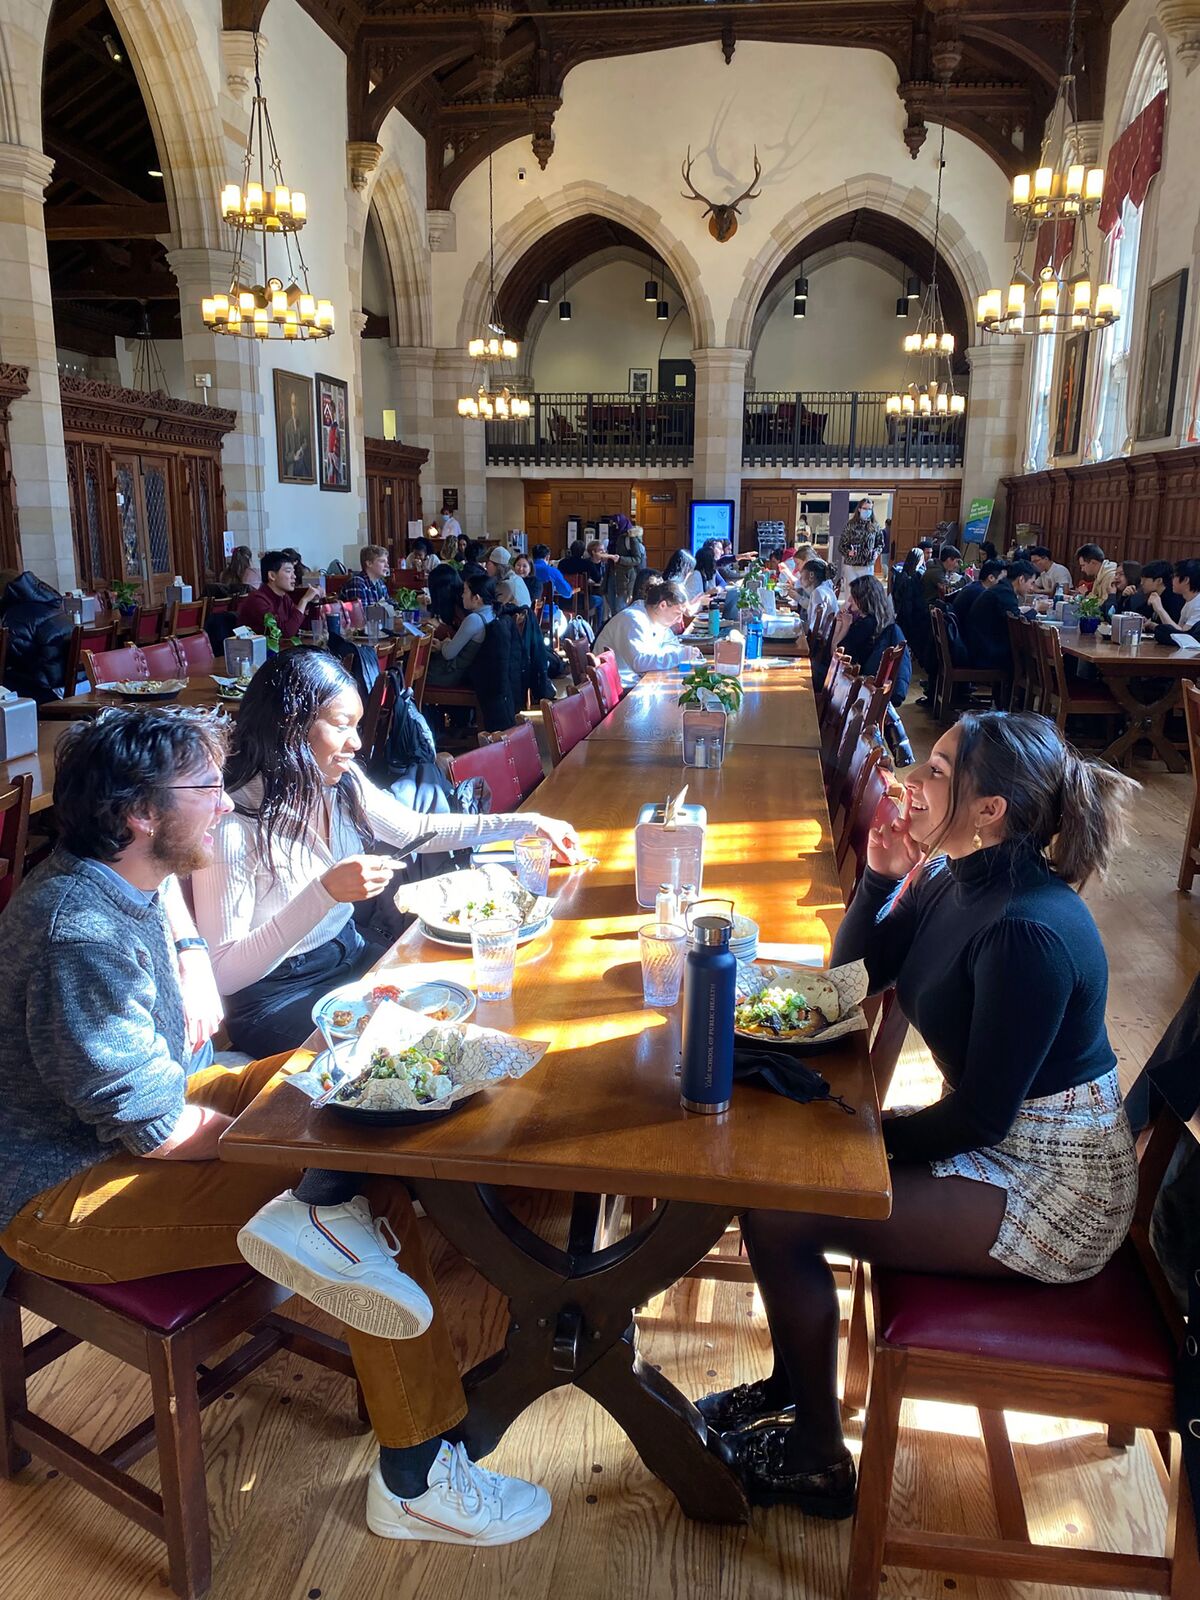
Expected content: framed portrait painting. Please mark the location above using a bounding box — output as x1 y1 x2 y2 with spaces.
1052 331 1088 458
1136 269 1188 441
273 369 315 485
628 367 652 396
316 372 351 492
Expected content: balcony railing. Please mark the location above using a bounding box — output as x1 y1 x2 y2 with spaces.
484 391 695 467
743 391 966 469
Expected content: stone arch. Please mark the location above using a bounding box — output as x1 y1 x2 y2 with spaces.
368 162 432 349
727 174 992 351
456 179 716 352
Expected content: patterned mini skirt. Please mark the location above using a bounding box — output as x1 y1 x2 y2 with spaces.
927 1069 1138 1285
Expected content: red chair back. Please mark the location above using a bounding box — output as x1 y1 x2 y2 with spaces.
168 599 208 637
482 722 543 801
207 596 233 614
837 750 890 902
541 693 592 766
563 634 591 685
142 640 186 678
325 574 349 597
0 775 32 915
132 605 167 645
84 645 150 688
64 622 117 694
872 642 906 691
174 632 215 675
448 740 523 812
587 649 622 716
574 680 602 731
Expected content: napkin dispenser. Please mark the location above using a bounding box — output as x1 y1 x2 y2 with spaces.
713 635 744 676
365 601 393 629
165 578 193 607
634 801 706 909
223 634 267 677
0 688 37 759
62 592 99 627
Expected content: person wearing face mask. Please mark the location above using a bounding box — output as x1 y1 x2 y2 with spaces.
696 712 1138 1517
191 649 580 1545
837 497 886 586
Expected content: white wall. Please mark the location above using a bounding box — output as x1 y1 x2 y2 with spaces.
528 258 693 391
751 255 913 392
485 478 526 537
361 214 392 436
113 336 188 398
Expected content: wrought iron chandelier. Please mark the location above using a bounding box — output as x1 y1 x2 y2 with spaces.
886 118 965 419
458 142 529 419
975 0 1118 337
201 34 333 341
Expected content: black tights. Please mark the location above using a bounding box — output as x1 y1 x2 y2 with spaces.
740 1168 1013 1473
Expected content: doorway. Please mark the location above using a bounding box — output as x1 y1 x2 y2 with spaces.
112 453 178 602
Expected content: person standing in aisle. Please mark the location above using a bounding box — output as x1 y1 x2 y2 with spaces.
838 497 887 587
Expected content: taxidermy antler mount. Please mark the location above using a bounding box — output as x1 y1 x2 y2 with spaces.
681 146 762 241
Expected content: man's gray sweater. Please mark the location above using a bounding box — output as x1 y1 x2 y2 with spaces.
0 850 189 1236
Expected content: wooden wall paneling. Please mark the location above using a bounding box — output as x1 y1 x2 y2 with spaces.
522 481 552 546
1004 446 1200 566
891 486 949 548
548 482 634 547
364 438 429 563
741 485 797 547
0 364 29 574
633 480 688 573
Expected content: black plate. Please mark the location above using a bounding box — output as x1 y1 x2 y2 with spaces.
323 1098 460 1128
734 1025 841 1054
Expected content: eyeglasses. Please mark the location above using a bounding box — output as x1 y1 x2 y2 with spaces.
164 780 226 793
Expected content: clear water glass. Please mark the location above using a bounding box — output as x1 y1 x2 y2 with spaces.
639 922 687 1007
514 834 552 896
470 917 521 1002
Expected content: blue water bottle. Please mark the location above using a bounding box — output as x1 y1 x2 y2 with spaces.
745 617 763 661
680 912 737 1114
708 605 722 638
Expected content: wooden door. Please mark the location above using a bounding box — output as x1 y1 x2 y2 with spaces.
633 481 685 573
549 482 634 548
523 482 552 547
740 484 797 548
112 452 178 602
891 485 950 551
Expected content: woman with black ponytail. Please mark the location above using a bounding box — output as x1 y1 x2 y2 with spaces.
697 711 1140 1517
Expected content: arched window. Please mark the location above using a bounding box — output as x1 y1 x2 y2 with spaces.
1026 331 1056 471
1088 37 1169 460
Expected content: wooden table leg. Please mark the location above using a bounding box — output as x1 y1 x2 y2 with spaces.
412 1179 750 1524
1094 677 1185 773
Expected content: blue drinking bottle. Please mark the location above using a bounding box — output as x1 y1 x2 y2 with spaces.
709 606 721 638
680 914 737 1113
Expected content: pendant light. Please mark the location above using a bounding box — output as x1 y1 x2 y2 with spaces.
201 33 332 340
559 270 571 321
886 114 965 419
644 255 659 303
457 130 529 420
536 281 550 304
976 0 1117 337
656 298 669 321
793 267 808 319
895 296 910 319
906 274 921 301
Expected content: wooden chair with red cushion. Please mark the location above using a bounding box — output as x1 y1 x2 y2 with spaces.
83 645 150 689
825 685 877 816
563 634 591 686
586 649 623 717
480 722 543 801
447 739 523 811
570 679 603 731
174 633 215 676
132 605 168 645
0 1265 363 1600
166 598 209 638
843 1108 1199 1600
205 596 233 616
836 744 890 903
63 622 117 696
0 775 32 915
142 640 187 678
403 634 433 710
1178 678 1200 892
541 693 593 767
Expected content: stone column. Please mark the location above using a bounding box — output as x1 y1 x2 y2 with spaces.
432 349 486 535
348 309 370 543
389 346 437 517
691 347 751 545
0 144 75 588
962 341 1029 520
166 246 267 547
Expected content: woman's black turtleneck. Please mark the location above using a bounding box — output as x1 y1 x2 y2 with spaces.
832 839 1116 1164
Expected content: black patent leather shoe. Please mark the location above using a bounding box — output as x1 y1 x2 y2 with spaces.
695 1379 794 1434
729 1425 857 1518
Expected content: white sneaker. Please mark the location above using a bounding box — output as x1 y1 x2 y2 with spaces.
366 1441 552 1546
237 1193 433 1339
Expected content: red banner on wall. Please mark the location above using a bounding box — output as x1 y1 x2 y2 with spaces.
1099 89 1166 236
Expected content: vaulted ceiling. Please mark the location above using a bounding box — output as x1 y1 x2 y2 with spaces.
227 0 1123 208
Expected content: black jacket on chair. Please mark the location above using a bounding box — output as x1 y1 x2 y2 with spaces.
0 572 73 701
965 579 1021 671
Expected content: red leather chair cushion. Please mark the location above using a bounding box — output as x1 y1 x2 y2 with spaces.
876 1242 1176 1382
65 1264 257 1333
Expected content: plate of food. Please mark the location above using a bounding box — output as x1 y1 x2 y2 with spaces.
98 678 187 701
314 1000 547 1126
400 864 552 947
210 675 248 702
733 959 869 1049
312 973 475 1042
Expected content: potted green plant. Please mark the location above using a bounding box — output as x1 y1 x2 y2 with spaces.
678 664 744 715
1077 594 1104 634
262 615 298 653
392 585 422 623
110 579 141 616
736 558 767 616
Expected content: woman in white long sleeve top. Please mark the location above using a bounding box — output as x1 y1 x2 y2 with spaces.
591 577 703 683
192 649 580 1055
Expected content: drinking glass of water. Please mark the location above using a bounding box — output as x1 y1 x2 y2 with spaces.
514 834 552 896
639 923 687 1007
470 918 521 1002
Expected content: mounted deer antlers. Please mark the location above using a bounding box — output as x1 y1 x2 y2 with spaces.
681 146 762 242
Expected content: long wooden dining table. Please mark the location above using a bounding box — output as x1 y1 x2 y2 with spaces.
219 667 889 1523
588 662 821 749
1060 630 1200 771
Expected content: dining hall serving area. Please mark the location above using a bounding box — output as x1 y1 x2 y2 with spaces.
3 3 1200 1600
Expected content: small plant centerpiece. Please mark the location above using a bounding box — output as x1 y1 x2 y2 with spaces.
736 557 768 616
110 579 141 616
262 615 299 653
1076 593 1104 634
678 663 744 715
392 585 422 623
